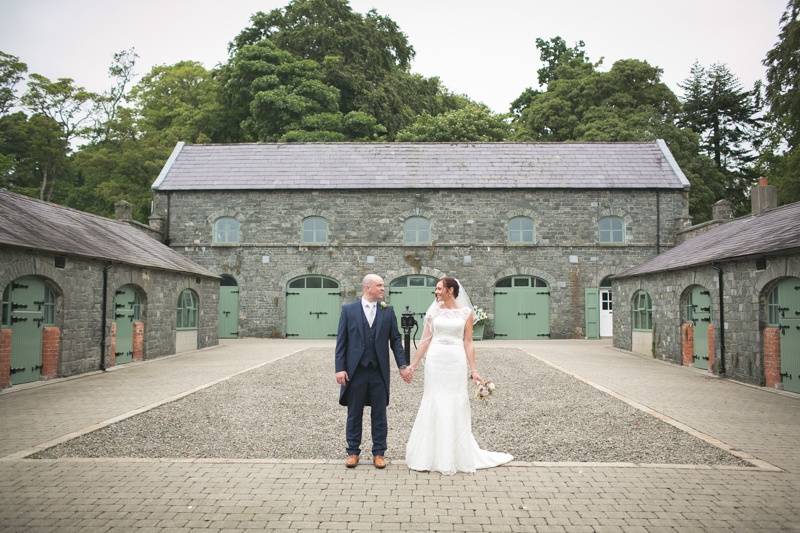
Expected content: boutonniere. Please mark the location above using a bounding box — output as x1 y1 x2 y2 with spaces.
379 301 388 309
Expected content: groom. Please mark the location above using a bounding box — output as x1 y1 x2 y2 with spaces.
335 274 410 468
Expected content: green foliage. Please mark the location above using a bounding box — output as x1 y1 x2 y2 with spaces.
131 60 223 144
396 104 510 142
0 112 68 200
0 51 27 116
534 36 593 87
21 73 96 144
762 0 800 205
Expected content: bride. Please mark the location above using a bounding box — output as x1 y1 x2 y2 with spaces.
405 276 513 474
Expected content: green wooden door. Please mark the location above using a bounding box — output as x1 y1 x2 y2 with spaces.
113 287 136 365
585 288 600 339
286 276 341 339
9 277 44 385
777 278 800 393
493 276 550 340
389 275 436 341
218 286 240 338
690 286 712 370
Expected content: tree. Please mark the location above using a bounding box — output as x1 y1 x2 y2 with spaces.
92 48 138 143
21 74 96 145
762 0 800 205
131 60 223 144
0 51 27 116
395 104 510 142
0 112 69 200
534 36 593 87
219 39 385 141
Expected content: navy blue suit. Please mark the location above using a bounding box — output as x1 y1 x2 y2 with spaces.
335 299 406 456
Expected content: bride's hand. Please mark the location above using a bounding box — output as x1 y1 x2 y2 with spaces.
470 369 482 384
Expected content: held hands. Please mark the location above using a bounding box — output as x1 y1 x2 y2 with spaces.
399 366 413 384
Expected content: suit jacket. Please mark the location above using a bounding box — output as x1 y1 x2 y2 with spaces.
334 299 407 406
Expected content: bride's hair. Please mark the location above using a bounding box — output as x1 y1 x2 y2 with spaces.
439 276 460 298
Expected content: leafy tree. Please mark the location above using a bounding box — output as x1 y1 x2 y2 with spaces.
0 51 27 116
0 112 69 200
92 48 138 143
396 104 510 142
131 60 223 144
762 0 800 205
534 36 593 87
219 39 384 141
21 74 96 144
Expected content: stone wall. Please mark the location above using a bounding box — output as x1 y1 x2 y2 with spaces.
0 247 218 382
613 252 800 385
153 188 687 339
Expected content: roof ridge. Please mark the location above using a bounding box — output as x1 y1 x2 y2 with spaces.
180 140 662 147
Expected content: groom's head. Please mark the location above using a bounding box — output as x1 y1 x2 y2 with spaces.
362 274 385 302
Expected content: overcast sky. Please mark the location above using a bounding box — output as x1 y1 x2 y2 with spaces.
0 0 788 114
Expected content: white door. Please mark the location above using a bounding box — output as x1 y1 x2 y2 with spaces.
600 289 613 337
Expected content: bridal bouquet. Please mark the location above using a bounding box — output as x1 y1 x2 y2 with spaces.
474 378 496 401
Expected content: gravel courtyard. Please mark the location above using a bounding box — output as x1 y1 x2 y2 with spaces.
34 347 748 465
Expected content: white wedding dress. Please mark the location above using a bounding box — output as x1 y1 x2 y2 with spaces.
405 307 513 474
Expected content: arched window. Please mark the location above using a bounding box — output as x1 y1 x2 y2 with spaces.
632 291 652 331
213 217 240 244
302 217 328 244
495 276 548 288
599 216 624 244
177 289 198 329
43 285 56 325
404 216 431 245
766 285 780 326
508 216 535 244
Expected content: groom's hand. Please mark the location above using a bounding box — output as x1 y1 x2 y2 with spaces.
399 367 412 383
335 371 349 385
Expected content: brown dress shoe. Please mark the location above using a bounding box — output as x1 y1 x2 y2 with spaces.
373 455 386 469
345 455 359 468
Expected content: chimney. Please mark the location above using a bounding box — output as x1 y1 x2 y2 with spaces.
114 200 133 221
751 177 777 215
712 199 733 221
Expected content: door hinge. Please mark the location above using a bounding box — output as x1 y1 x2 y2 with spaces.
286 333 299 337
286 291 300 296
537 291 550 295
328 333 337 337
494 333 508 337
494 291 507 295
536 333 551 337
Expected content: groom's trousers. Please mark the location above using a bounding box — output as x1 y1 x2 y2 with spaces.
345 363 387 456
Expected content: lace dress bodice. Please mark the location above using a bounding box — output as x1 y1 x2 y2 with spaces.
428 306 471 345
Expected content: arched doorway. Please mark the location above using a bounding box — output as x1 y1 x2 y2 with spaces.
493 275 550 339
218 275 239 339
2 276 57 385
285 275 341 339
113 285 144 365
683 285 712 370
599 276 613 337
388 275 437 341
765 277 800 393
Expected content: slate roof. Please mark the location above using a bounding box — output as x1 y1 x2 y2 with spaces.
0 190 217 278
616 201 800 278
151 140 691 191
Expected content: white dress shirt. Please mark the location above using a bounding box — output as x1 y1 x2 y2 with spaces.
362 298 377 327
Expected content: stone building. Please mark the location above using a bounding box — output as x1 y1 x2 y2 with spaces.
612 180 800 393
149 141 691 341
0 190 219 388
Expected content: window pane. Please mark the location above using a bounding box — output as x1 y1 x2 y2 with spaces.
289 279 304 288
390 278 405 287
1 285 8 326
409 277 425 287
496 278 512 287
43 287 55 324
404 217 430 244
599 217 623 243
513 277 530 287
306 277 322 288
214 218 239 243
323 278 338 288
303 217 328 243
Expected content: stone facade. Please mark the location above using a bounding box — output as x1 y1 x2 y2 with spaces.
0 247 218 382
153 188 688 338
613 252 800 385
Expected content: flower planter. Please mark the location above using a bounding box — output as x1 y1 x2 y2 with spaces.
472 322 485 340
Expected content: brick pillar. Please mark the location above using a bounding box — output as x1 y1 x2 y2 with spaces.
0 328 11 389
707 324 716 374
107 321 117 368
41 326 60 380
132 321 144 362
681 322 694 366
763 326 781 388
